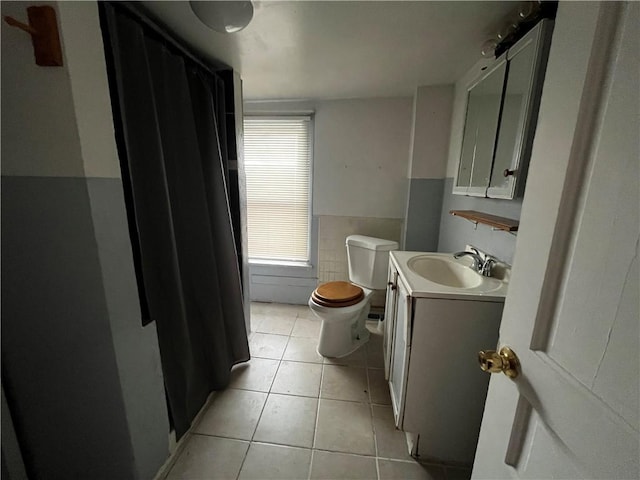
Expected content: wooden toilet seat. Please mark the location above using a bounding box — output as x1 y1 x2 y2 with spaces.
311 281 364 308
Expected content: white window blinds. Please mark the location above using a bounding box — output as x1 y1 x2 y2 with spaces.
243 116 311 262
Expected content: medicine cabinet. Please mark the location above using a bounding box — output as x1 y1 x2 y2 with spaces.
454 19 553 199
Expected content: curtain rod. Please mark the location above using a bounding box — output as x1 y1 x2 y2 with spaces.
103 1 230 75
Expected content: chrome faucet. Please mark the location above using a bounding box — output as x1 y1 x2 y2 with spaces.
453 250 484 273
453 246 497 277
479 256 496 277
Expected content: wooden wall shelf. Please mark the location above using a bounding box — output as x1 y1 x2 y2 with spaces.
450 210 519 232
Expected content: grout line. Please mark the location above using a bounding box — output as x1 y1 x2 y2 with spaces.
309 355 326 479
363 324 384 480
243 304 460 478
237 326 288 479
308 448 315 480
250 339 289 441
367 368 382 480
235 441 250 480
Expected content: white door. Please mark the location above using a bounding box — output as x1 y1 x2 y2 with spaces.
474 3 639 479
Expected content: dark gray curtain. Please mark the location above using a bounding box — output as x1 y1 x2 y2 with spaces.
101 3 250 438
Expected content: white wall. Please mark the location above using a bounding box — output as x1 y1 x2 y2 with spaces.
408 85 454 180
1 0 84 177
246 97 413 219
58 1 122 179
313 97 412 218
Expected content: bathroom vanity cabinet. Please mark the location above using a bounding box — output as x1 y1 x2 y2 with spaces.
384 256 505 465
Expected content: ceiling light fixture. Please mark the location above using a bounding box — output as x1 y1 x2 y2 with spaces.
190 1 253 34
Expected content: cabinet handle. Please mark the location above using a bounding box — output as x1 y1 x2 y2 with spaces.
388 281 397 291
503 169 516 177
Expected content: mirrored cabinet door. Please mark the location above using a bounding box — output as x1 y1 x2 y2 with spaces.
488 20 553 199
453 19 553 199
454 59 507 196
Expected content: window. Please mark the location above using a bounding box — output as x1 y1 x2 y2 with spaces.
243 116 312 263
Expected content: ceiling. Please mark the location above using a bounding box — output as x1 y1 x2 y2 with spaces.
141 1 519 101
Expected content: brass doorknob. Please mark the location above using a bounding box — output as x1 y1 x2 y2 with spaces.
478 346 520 378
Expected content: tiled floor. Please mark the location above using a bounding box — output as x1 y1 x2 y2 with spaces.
161 302 472 480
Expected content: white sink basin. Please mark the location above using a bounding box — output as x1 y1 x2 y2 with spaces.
407 256 482 289
390 251 509 300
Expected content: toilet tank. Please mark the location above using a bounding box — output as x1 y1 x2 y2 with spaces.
346 235 399 290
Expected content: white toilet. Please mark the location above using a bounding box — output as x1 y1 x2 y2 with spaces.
308 235 399 358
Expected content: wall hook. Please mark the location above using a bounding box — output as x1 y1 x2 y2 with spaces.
3 15 38 35
3 6 63 66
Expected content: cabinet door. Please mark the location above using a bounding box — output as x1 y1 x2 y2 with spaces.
453 58 507 196
383 265 399 379
488 19 553 198
403 298 503 464
388 278 411 427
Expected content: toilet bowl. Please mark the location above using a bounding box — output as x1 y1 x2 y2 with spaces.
308 235 398 358
308 282 372 358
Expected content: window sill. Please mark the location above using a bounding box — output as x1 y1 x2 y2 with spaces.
249 259 313 269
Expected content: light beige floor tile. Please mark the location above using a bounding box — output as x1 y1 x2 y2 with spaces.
372 405 413 460
193 389 266 440
295 306 316 320
228 358 280 392
366 336 385 369
378 459 446 480
291 317 321 338
166 434 248 480
271 360 322 397
291 304 313 317
323 347 367 367
253 394 318 448
249 313 263 334
238 443 312 480
248 332 288 359
259 303 303 317
321 365 369 403
367 368 391 405
315 399 375 456
253 314 296 335
310 450 377 480
250 301 270 314
283 337 324 363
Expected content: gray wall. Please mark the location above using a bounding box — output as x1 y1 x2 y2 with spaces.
2 177 137 479
404 178 445 251
86 178 170 479
1 2 169 478
438 178 522 264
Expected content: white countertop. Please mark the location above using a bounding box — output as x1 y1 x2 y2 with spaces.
390 251 509 302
